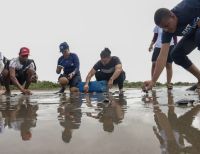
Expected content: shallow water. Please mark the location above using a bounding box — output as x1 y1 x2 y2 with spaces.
0 87 200 154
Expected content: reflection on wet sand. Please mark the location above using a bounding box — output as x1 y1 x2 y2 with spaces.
85 93 127 132
143 90 200 154
1 89 200 154
57 93 82 143
0 95 38 141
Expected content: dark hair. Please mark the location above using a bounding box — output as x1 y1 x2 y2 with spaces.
154 8 172 25
100 48 111 58
62 130 72 143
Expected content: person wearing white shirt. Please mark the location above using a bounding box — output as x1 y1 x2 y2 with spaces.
1 47 37 95
148 26 177 90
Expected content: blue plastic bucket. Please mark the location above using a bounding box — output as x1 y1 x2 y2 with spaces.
79 80 108 93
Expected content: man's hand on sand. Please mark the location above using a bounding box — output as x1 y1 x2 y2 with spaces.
84 84 89 93
21 89 32 95
142 80 155 92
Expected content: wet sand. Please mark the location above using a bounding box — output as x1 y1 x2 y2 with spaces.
0 87 200 154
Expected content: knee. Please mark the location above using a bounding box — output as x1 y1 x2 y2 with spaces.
26 69 37 82
59 77 69 86
1 69 9 77
70 87 79 93
120 72 126 81
173 58 182 65
26 69 35 76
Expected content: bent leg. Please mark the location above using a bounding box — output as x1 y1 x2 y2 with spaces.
152 63 156 78
171 35 196 69
24 69 37 89
166 63 172 85
1 69 11 95
113 72 126 90
151 47 161 78
69 75 81 93
171 34 200 83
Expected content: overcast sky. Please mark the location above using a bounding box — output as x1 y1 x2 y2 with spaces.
0 0 200 83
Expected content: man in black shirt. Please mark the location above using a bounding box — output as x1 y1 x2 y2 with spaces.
84 48 125 94
143 0 200 91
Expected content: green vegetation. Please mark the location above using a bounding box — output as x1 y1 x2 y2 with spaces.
123 80 195 88
6 80 195 90
29 81 60 89
7 81 60 90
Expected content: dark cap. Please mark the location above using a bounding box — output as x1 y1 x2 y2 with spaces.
100 48 111 58
59 42 69 52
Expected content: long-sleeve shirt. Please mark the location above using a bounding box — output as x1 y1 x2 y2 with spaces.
57 53 80 76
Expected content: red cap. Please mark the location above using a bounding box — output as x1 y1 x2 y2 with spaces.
19 47 30 56
21 131 32 141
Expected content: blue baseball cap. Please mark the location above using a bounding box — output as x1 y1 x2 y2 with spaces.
59 42 69 52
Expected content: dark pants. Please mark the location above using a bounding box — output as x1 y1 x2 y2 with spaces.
15 70 29 85
0 69 29 86
171 28 200 69
95 71 126 89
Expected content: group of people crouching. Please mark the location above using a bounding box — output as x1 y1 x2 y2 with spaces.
56 42 126 94
0 42 126 95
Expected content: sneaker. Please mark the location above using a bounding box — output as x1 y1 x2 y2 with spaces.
119 89 124 95
119 91 124 97
56 87 66 94
167 83 173 90
103 98 110 103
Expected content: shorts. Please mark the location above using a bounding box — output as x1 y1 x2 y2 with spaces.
151 45 174 64
59 74 82 88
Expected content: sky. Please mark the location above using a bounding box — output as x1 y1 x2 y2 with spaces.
0 0 200 83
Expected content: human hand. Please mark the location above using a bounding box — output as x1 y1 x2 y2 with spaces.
21 89 32 95
142 80 155 92
84 84 89 93
67 74 73 80
58 65 63 69
148 45 153 52
67 72 74 80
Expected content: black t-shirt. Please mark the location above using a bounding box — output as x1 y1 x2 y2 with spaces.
93 56 121 74
162 0 200 43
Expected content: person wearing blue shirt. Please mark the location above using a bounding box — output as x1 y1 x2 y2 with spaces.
56 42 81 93
143 0 200 92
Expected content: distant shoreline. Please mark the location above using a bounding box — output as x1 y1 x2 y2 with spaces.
123 81 195 88
2 80 195 90
25 80 196 90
